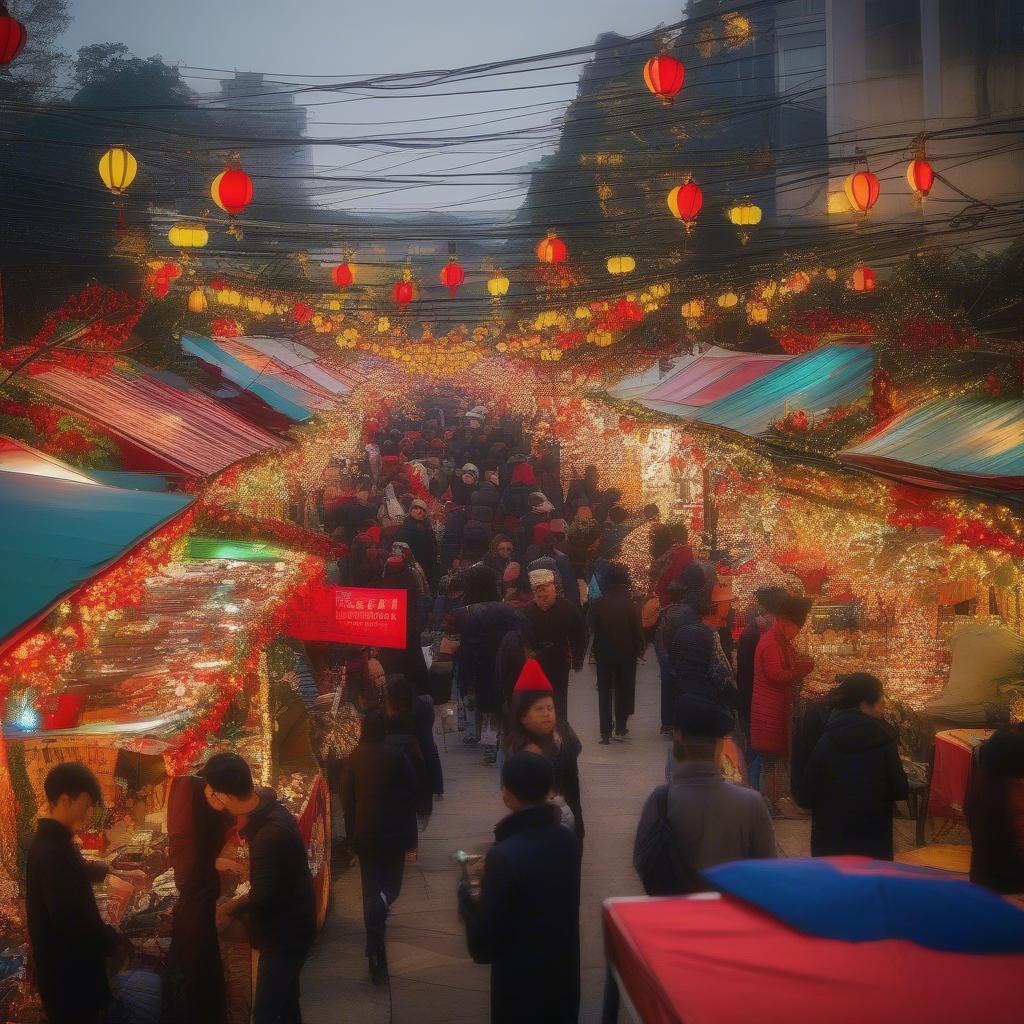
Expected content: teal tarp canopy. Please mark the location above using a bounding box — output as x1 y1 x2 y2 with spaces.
840 397 1024 492
0 472 192 648
694 344 874 437
88 471 174 491
181 335 314 423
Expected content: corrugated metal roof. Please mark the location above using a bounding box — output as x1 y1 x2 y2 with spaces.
840 397 1024 488
695 344 874 437
28 363 288 477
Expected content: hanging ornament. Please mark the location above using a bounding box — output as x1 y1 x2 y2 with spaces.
168 223 209 249
213 165 253 216
0 7 26 66
906 157 935 203
717 291 739 309
535 230 568 264
726 201 762 244
487 269 510 298
98 146 138 195
848 266 876 293
391 269 416 310
843 169 880 214
667 176 703 233
681 299 704 321
643 54 685 105
439 256 465 299
746 302 769 324
188 288 208 313
606 255 636 276
785 270 811 294
292 302 313 325
331 259 356 289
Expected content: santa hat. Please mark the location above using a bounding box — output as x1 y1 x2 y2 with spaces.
513 657 553 693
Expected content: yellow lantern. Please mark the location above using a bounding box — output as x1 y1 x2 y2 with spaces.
226 290 241 307
210 171 228 213
168 223 209 248
746 302 769 324
574 306 592 321
726 201 762 244
98 146 138 195
187 288 208 313
377 316 390 334
487 270 510 298
607 255 636 276
717 291 739 309
681 299 704 320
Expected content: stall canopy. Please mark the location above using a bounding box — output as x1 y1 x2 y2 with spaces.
607 352 699 402
694 343 874 438
626 346 792 417
229 337 362 397
0 436 98 485
839 397 1024 494
182 335 316 423
27 362 289 477
0 471 192 651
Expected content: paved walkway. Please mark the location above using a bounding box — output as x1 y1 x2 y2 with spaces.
304 658 827 1023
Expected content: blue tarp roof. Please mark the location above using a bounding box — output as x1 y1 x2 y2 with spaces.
181 335 314 423
840 397 1024 490
0 472 192 648
694 344 875 437
87 471 175 491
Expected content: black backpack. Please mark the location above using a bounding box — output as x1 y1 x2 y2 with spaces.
635 785 703 897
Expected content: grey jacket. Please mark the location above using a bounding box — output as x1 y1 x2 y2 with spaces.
635 761 777 879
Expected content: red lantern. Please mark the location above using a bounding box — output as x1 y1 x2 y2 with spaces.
843 170 880 214
536 230 568 265
785 271 811 294
439 258 465 299
667 178 703 232
848 266 876 293
209 277 226 292
214 167 254 216
331 262 355 288
159 262 181 280
0 10 26 66
292 302 313 325
643 54 685 104
906 158 934 199
391 271 415 309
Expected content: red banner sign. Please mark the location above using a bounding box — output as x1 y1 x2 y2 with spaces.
284 583 407 649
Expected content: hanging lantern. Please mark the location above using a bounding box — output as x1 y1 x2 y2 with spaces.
717 291 739 309
392 269 416 309
212 162 253 216
188 288 208 313
643 54 685 105
843 170 880 214
726 201 762 244
168 223 209 249
785 270 811 294
746 302 769 324
210 171 228 213
487 269 510 298
667 177 703 233
439 256 465 299
906 157 935 200
98 146 138 195
848 266 876 293
606 255 636 276
0 9 26 66
331 261 355 288
536 230 568 265
681 299 704 320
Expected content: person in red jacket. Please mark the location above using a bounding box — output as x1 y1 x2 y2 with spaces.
750 596 815 816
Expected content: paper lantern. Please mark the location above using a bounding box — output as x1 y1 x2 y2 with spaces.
212 166 253 216
643 54 685 104
210 171 227 213
332 262 355 288
785 271 811 294
487 269 510 298
536 230 568 264
746 302 769 324
439 257 465 298
906 158 935 199
681 299 704 320
0 11 27 66
188 288 208 313
843 170 880 214
727 201 762 244
392 270 415 309
848 266 876 293
717 291 739 309
98 147 138 195
168 223 209 248
667 178 703 232
607 255 636 276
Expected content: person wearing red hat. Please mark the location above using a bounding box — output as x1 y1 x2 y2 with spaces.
502 658 584 844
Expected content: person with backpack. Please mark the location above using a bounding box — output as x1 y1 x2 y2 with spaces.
634 695 776 896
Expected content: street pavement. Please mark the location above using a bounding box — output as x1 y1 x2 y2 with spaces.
303 657 832 1023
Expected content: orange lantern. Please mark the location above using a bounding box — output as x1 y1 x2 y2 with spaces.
643 54 685 105
536 230 568 265
906 158 934 199
785 271 811 294
848 267 876 293
843 170 880 214
667 177 703 233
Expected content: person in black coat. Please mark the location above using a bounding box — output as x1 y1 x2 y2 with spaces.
342 712 420 983
204 754 316 1024
459 752 581 1024
399 499 439 593
385 673 440 808
588 563 645 743
25 763 126 1024
797 673 909 860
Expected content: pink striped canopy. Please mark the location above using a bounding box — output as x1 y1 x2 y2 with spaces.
30 364 288 477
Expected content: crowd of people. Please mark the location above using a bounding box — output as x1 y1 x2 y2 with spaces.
21 390 1024 1024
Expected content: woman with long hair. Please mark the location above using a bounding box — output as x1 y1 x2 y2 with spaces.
502 659 584 844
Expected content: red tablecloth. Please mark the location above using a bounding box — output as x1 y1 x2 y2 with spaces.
928 728 995 818
604 894 1021 1024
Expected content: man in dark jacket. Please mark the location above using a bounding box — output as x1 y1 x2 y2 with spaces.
399 498 439 593
26 762 126 1024
797 673 909 860
523 568 588 723
459 752 581 1024
204 753 316 1024
342 711 420 984
589 563 645 743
